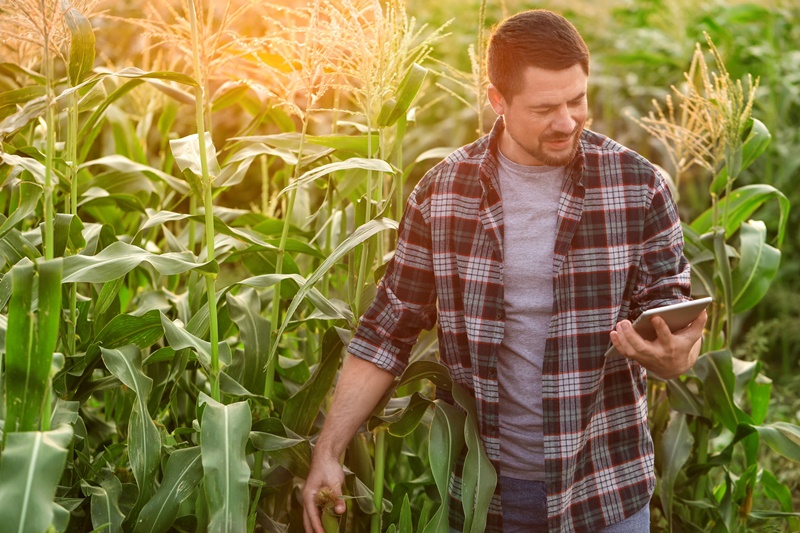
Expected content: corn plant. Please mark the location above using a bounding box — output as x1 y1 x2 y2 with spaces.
635 36 800 533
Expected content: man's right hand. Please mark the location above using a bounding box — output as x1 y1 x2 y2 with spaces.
302 452 346 533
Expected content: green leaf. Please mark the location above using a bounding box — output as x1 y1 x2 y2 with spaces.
277 158 395 198
271 218 398 359
79 155 190 195
0 86 46 108
0 425 73 532
250 428 312 479
754 422 800 462
398 494 413 533
0 96 46 136
60 0 96 85
5 259 61 432
711 228 734 340
282 328 343 435
81 476 125 533
199 395 252 533
731 220 781 312
747 374 771 426
369 392 433 437
378 64 427 127
136 210 279 253
710 119 771 195
96 309 164 348
134 447 203 533
62 241 217 283
4 260 35 432
236 273 350 322
660 412 694 528
422 401 465 533
666 379 704 417
0 181 42 240
452 384 496 533
696 349 739 432
225 289 269 394
53 213 86 257
160 313 232 371
0 152 50 184
170 133 221 181
100 345 160 519
691 185 790 247
396 360 453 391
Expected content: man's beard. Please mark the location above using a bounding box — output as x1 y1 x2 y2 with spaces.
526 128 581 166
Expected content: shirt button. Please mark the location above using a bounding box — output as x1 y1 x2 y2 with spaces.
496 310 504 319
488 368 497 378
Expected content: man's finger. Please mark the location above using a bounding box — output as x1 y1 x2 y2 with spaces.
302 490 324 533
651 315 672 340
330 483 346 515
615 321 648 357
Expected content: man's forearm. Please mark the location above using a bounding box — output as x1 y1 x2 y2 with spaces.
313 354 396 460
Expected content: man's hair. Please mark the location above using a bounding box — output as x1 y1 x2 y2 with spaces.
487 10 589 99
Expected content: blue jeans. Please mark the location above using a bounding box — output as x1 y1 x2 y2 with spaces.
499 476 651 532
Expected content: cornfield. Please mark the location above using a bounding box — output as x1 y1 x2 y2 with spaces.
0 0 798 531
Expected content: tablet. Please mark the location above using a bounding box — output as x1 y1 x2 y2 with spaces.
605 297 712 357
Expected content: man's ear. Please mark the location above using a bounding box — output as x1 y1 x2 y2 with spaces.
487 84 505 116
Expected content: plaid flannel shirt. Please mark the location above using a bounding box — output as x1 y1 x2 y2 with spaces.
347 118 690 532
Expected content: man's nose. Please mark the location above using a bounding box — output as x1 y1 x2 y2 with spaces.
551 105 576 134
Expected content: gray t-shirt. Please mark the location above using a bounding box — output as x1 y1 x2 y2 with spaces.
496 149 565 481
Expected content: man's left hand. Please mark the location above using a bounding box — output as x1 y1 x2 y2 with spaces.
609 310 707 380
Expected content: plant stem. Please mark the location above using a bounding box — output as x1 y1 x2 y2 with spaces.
67 91 79 354
692 418 710 523
371 428 386 533
354 107 374 316
188 0 220 401
266 115 310 399
260 154 269 214
41 1 55 261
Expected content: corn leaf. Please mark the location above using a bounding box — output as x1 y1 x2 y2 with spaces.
696 349 740 432
0 96 46 136
422 401 465 533
270 217 398 359
660 412 694 528
4 260 35 432
452 383 496 533
378 63 427 128
250 428 312 479
134 447 203 533
691 185 789 247
5 259 62 432
100 345 160 522
0 425 73 532
53 213 86 257
80 476 125 533
225 289 269 394
282 327 343 436
160 313 232 370
0 181 42 240
277 158 395 197
200 395 252 533
731 221 781 312
79 155 190 195
710 119 771 195
170 133 221 180
754 422 800 462
61 241 217 283
60 0 96 85
368 392 433 437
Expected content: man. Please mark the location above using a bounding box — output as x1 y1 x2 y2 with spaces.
303 9 706 533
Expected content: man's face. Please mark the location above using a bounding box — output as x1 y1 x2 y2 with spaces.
488 64 588 166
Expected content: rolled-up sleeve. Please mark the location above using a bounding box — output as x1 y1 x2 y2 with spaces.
347 184 438 376
630 171 692 320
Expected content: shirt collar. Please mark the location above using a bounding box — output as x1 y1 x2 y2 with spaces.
479 116 585 190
